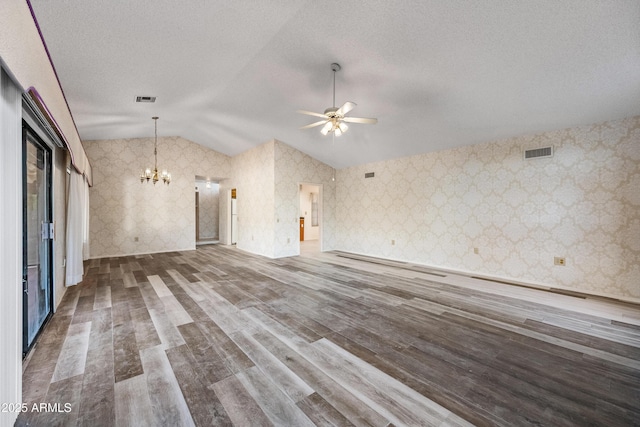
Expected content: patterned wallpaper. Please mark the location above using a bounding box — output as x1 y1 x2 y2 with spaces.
223 141 276 258
220 140 336 258
335 116 640 299
84 136 230 258
84 117 638 299
197 183 219 240
273 140 336 258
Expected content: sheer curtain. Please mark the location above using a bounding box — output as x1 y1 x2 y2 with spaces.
66 169 90 286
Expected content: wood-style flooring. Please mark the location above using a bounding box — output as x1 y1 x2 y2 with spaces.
18 244 640 426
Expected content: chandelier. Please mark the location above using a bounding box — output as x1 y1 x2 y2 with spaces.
140 116 171 185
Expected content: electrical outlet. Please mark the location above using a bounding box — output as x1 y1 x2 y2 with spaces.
391 239 395 245
134 237 139 242
473 247 479 254
554 257 566 266
287 238 290 243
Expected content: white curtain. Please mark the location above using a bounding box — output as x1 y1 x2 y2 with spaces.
66 169 90 286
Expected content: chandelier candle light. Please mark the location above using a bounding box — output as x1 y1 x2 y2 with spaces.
140 116 171 185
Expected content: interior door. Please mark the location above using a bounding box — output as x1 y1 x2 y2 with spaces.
23 125 53 356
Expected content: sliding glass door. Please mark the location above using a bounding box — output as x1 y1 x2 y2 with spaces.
23 124 53 356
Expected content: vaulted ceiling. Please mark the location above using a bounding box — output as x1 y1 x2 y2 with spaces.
29 0 640 169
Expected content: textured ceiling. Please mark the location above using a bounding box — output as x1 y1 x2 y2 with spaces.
29 0 640 169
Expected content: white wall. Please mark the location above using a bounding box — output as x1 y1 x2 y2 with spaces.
336 116 640 301
0 66 22 427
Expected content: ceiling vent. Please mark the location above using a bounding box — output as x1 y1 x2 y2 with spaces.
524 146 553 160
135 96 156 103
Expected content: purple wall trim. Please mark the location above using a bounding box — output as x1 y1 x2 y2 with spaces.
26 86 75 163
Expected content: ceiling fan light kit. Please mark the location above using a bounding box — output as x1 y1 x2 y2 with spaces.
299 63 377 137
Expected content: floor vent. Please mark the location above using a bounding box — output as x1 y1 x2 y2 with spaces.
135 96 156 103
364 172 375 178
524 146 553 159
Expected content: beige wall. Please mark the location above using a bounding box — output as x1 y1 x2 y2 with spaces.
335 116 640 300
53 148 67 307
274 141 336 256
223 141 276 257
218 140 337 258
84 136 230 258
83 117 638 299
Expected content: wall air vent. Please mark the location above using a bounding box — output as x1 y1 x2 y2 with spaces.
524 146 553 160
364 172 375 178
135 96 156 103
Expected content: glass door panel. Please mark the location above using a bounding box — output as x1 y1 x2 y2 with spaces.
23 127 52 355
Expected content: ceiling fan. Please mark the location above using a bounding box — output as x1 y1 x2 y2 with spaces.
299 63 377 136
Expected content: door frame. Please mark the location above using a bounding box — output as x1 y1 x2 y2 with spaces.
22 121 54 357
297 182 323 252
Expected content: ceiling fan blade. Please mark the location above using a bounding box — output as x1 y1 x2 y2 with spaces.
297 110 328 118
343 116 378 124
300 119 329 130
336 101 356 116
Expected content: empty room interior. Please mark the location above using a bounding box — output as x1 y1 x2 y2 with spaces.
1 1 639 426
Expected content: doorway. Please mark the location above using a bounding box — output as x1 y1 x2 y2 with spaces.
22 124 53 356
195 179 221 245
299 183 321 255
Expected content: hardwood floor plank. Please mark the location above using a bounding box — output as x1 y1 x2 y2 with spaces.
51 322 92 383
148 274 173 297
71 294 95 324
253 329 391 427
177 322 233 385
310 338 453 426
113 319 143 383
114 375 156 427
165 345 232 426
130 306 162 350
140 346 195 427
195 318 255 374
20 245 640 427
22 314 73 403
236 366 316 427
93 285 112 310
76 311 115 427
148 308 186 350
212 374 273 427
296 392 356 427
231 330 315 402
160 294 194 326
18 374 83 427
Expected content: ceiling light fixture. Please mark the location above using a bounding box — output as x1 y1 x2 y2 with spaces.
299 63 377 136
140 116 171 185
